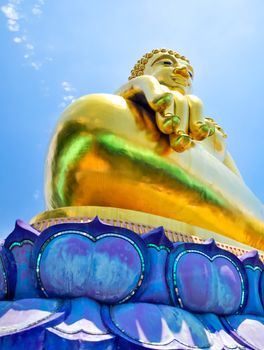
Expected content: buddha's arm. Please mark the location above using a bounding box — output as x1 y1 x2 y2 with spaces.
116 75 173 112
186 95 215 140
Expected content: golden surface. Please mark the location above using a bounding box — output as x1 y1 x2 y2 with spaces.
44 48 264 250
31 206 259 252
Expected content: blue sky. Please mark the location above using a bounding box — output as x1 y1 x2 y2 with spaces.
1 0 264 237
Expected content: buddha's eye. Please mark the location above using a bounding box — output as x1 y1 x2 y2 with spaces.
162 61 173 66
188 71 193 78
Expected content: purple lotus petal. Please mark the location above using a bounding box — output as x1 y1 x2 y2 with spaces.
0 298 69 350
102 303 225 349
167 242 247 314
239 251 264 315
32 220 149 303
222 314 264 349
45 297 115 349
137 247 171 304
0 245 16 300
198 313 244 348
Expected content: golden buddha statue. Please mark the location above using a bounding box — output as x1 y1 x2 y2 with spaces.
35 48 264 251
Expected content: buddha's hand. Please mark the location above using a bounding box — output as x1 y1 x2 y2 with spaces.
155 92 219 152
116 76 217 152
116 75 173 112
204 117 227 139
117 75 179 145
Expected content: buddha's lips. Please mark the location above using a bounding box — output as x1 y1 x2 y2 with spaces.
171 75 189 86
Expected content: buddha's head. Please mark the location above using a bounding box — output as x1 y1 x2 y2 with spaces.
129 48 193 95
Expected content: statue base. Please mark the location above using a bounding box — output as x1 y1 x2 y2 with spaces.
0 210 263 349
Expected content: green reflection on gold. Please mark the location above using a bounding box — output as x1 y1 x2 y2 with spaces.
97 133 227 208
55 135 92 205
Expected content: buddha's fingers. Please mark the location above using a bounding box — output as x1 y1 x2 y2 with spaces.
169 132 193 153
155 112 181 135
155 95 179 135
187 95 212 141
156 93 193 152
171 91 189 134
204 117 216 137
116 75 173 113
155 91 189 135
205 117 227 139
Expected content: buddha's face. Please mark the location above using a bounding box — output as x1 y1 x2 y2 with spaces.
144 52 193 94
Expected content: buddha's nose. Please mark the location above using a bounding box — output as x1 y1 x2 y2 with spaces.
173 66 189 78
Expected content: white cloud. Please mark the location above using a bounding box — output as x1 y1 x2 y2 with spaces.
1 0 51 72
13 36 23 43
62 81 76 92
31 0 45 16
1 4 19 20
1 4 20 31
26 43 34 50
59 81 77 108
32 6 42 16
31 61 42 70
8 18 19 31
63 95 74 101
